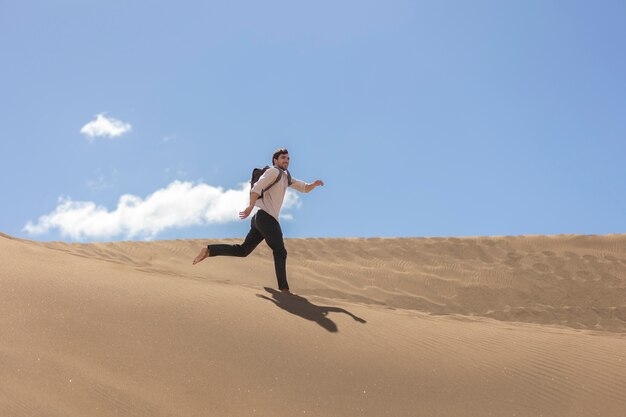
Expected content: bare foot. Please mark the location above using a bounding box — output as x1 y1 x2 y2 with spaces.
193 247 209 265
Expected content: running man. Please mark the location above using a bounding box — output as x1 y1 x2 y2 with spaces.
192 148 324 293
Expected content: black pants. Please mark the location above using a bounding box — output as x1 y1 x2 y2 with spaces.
208 210 289 290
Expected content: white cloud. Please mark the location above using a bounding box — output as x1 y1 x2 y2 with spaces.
23 181 301 241
80 113 132 141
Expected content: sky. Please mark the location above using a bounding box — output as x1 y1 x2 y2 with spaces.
1 0 625 242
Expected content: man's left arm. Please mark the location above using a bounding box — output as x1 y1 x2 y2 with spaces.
290 179 324 193
304 180 324 193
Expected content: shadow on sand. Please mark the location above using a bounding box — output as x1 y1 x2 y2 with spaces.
256 287 367 332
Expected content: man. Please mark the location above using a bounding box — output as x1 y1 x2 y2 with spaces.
192 148 324 293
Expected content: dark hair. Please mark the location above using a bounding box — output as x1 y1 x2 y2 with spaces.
272 148 289 165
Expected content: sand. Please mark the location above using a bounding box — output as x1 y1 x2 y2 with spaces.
1 232 625 416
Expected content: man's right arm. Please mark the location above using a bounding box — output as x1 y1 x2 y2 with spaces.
239 191 260 219
240 168 278 219
249 191 260 207
251 167 279 196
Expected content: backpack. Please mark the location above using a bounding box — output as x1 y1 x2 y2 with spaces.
250 166 292 198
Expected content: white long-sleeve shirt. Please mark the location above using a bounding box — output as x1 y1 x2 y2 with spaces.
251 167 308 221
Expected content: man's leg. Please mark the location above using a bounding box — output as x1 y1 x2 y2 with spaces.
192 215 264 264
254 210 289 291
209 227 263 258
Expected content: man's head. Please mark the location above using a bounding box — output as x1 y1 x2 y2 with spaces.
272 148 290 170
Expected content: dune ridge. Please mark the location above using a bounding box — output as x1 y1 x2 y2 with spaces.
2 233 625 417
34 233 626 333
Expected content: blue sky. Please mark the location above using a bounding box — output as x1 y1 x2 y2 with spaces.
1 0 625 241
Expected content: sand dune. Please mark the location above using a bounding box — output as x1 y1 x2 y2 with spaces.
1 233 625 416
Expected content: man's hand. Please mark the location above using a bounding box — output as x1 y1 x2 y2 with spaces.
305 180 324 193
239 205 254 219
240 192 260 219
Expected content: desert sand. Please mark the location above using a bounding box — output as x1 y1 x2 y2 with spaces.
1 232 625 417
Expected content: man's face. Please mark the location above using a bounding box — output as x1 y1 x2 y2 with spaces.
275 153 290 170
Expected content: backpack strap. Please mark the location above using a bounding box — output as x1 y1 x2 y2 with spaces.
261 168 283 197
